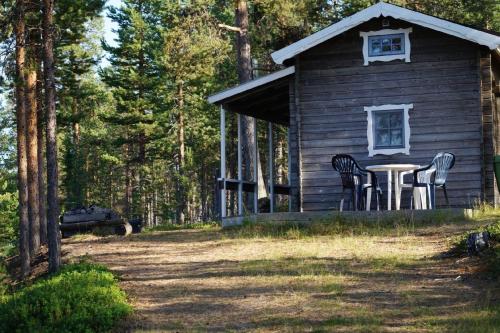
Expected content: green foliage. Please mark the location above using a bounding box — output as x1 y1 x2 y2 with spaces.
0 262 132 333
225 210 465 239
0 174 18 258
144 221 220 233
452 219 500 275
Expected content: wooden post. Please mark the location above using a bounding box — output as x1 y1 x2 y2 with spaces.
268 122 274 213
237 113 243 216
254 117 258 214
220 106 226 218
288 128 292 212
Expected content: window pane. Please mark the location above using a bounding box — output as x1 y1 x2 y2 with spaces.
375 130 390 147
391 129 403 146
374 113 389 128
368 33 405 56
390 112 403 128
371 41 381 54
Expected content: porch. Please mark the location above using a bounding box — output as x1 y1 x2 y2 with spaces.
208 67 297 219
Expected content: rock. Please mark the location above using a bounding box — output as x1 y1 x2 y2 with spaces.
466 232 491 256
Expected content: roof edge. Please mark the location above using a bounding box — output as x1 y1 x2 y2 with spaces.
208 66 295 105
271 2 500 65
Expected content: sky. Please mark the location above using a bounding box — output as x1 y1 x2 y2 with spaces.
103 0 122 48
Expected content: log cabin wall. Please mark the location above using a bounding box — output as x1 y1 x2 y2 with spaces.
293 17 487 211
490 54 500 206
480 48 499 205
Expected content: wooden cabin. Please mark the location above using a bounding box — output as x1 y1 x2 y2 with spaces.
209 2 500 217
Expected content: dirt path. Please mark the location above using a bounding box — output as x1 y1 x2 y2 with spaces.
63 226 499 332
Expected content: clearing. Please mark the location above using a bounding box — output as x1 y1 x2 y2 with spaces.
64 215 500 332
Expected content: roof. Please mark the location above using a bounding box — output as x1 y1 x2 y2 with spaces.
207 66 295 104
271 2 500 65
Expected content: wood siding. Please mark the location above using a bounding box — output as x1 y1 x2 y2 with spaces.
480 49 498 204
294 18 486 211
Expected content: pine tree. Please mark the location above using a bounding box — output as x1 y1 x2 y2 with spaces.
160 1 229 223
102 0 159 220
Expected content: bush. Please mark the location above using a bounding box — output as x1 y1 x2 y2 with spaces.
0 183 19 258
0 262 132 333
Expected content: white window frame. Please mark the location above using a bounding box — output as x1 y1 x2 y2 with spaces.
365 104 413 157
360 28 412 66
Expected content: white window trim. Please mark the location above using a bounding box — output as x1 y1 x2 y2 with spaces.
360 28 412 66
365 103 413 157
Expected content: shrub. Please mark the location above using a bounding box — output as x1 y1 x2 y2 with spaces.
0 262 132 333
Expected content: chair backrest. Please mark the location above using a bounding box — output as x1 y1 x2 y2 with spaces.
431 152 455 186
331 154 360 189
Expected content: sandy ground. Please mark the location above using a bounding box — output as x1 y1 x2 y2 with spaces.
63 226 499 332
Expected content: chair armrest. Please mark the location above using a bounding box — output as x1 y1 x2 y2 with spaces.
413 164 434 186
399 170 413 186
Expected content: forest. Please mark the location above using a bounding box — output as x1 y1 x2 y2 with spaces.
0 0 499 271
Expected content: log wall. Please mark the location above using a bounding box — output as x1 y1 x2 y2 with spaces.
292 17 492 211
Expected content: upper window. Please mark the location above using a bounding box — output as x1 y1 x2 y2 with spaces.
365 104 413 156
368 34 405 57
360 28 412 66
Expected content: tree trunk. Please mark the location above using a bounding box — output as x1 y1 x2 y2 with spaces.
37 59 47 245
124 144 132 217
235 0 267 201
15 0 30 277
176 83 186 224
25 44 40 259
43 0 61 273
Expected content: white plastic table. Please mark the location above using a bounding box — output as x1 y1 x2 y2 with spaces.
365 164 421 211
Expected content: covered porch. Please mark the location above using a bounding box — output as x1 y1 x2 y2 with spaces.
208 67 297 219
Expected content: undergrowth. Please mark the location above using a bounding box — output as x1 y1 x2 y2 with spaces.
224 210 467 239
0 261 132 333
144 221 220 232
451 219 500 276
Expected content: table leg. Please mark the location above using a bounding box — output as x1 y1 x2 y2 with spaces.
387 170 392 211
366 173 372 211
394 170 400 210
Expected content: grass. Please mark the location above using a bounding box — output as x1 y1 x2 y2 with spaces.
0 261 132 333
143 221 220 233
62 208 500 332
221 209 473 241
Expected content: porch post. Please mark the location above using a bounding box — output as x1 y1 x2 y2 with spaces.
268 122 274 213
220 106 226 218
237 113 243 216
288 128 292 212
254 117 258 214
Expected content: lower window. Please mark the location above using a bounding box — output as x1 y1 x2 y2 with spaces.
365 104 413 156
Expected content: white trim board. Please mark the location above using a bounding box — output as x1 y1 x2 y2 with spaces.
271 2 500 65
208 66 295 104
365 103 413 157
360 28 412 66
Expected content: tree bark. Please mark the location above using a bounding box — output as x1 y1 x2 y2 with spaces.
176 83 186 224
25 42 40 259
43 0 61 273
37 57 47 245
235 0 267 201
124 143 132 217
15 0 31 277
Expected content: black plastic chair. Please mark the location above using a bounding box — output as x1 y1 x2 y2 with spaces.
331 154 382 211
411 152 455 209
